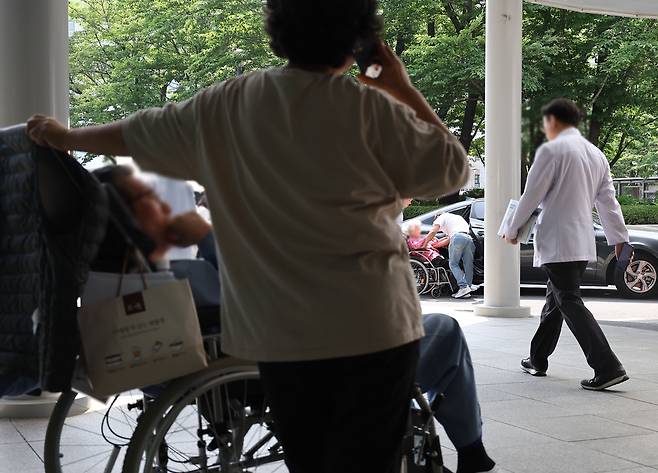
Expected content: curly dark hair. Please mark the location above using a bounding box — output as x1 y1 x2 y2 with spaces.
265 0 381 69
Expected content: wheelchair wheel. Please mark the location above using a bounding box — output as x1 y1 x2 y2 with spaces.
410 259 430 295
44 389 147 473
123 361 284 473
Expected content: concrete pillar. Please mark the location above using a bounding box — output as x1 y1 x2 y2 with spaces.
474 0 530 318
0 0 72 418
0 0 69 127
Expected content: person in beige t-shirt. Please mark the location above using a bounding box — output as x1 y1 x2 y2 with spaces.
27 1 468 471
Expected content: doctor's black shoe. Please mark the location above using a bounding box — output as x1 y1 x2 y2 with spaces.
520 358 547 377
581 370 629 391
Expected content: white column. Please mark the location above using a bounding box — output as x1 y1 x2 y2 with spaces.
0 0 69 127
474 0 530 318
0 0 74 418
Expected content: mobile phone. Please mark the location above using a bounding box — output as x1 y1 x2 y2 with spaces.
353 36 383 79
617 242 634 271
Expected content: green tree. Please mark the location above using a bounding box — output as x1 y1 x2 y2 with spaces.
69 0 658 181
69 0 278 128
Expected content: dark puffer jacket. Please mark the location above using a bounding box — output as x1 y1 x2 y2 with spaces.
0 124 108 394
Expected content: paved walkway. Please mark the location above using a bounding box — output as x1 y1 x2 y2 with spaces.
424 291 658 473
1 289 658 472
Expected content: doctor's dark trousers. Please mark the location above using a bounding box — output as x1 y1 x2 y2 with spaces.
530 261 623 375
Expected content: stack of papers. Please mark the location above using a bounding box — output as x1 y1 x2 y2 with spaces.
497 199 541 244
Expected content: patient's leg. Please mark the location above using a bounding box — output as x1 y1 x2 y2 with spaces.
416 314 495 473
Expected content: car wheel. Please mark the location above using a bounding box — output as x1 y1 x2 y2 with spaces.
615 251 658 299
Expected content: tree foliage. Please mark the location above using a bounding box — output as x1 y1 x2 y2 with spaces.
69 0 658 176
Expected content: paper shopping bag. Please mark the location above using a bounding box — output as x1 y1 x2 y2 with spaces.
77 278 207 397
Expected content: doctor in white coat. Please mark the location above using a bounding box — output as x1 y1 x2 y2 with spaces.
504 98 629 391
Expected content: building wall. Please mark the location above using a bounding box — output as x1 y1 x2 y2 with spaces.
465 158 485 190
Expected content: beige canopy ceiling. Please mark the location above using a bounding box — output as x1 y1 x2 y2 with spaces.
527 0 658 18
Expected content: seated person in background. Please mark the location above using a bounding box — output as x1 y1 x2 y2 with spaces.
406 222 450 264
419 314 496 473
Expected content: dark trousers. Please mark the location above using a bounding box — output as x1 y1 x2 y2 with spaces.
259 341 419 473
530 261 622 376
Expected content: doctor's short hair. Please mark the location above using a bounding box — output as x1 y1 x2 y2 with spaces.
541 98 583 127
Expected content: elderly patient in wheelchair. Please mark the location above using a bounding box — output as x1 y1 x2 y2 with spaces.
406 222 450 260
89 165 272 459
99 165 495 473
405 221 458 298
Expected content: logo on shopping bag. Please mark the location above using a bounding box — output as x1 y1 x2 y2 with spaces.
123 292 146 315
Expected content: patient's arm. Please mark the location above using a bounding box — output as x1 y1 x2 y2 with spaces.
165 211 212 247
431 237 450 249
421 225 441 248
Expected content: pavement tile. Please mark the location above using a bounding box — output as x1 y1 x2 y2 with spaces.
580 433 658 466
481 419 556 449
543 393 658 416
617 390 658 405
539 362 594 379
29 440 127 473
473 365 541 385
10 417 49 442
499 414 652 441
481 397 580 423
492 379 585 400
476 385 523 403
606 378 658 392
599 409 658 432
632 373 658 383
0 443 43 469
442 451 457 472
612 468 658 473
486 441 638 473
0 420 24 445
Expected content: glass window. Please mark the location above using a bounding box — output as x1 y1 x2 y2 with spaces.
421 214 436 226
450 205 471 220
470 201 485 220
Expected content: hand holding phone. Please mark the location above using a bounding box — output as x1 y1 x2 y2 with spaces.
354 36 383 79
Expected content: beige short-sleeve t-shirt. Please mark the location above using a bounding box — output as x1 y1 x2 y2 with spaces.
122 67 468 362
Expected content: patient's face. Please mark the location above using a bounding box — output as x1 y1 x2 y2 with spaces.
120 175 173 259
408 224 422 239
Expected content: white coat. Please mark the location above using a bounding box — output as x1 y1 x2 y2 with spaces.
509 128 628 267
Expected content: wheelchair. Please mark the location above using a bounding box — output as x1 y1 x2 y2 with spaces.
40 168 451 472
409 250 455 298
402 387 452 473
43 180 284 473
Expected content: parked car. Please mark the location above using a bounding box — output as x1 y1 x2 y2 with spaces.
405 199 658 299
